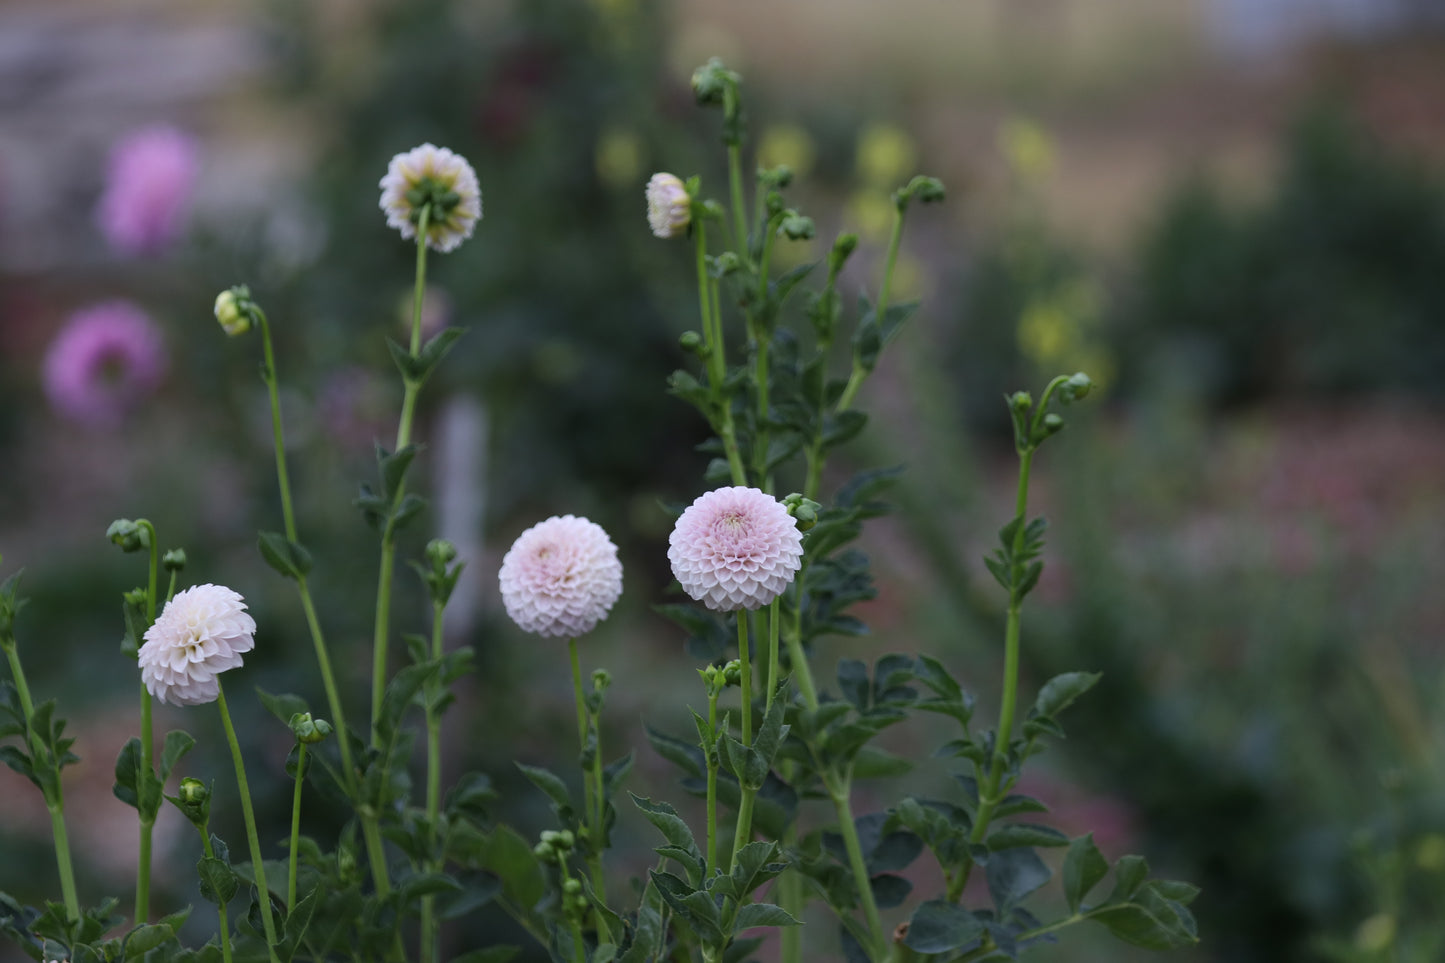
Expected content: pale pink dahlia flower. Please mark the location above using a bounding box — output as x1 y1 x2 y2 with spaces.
379 144 482 253
499 515 623 638
96 125 199 256
669 487 804 611
645 172 690 239
138 584 257 706
42 301 167 427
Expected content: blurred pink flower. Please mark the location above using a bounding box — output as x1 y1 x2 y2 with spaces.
96 125 199 255
668 486 804 611
42 301 167 427
499 515 623 638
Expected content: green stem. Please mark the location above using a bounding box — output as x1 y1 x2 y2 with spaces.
829 777 885 960
725 91 749 256
422 599 446 963
569 639 606 903
736 615 752 745
373 205 431 744
255 313 356 786
778 857 803 963
783 590 818 711
765 599 780 711
137 683 154 923
165 571 178 604
729 789 756 872
706 689 719 875
4 641 81 922
287 743 306 910
202 832 234 963
695 221 748 487
48 804 81 923
361 815 393 897
836 204 907 414
216 683 281 963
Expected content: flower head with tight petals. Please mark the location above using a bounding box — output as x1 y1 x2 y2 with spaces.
379 144 482 253
138 584 256 706
96 125 199 256
43 301 167 427
646 172 690 238
669 486 803 611
499 516 623 638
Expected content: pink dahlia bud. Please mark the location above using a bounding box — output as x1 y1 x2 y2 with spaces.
645 172 690 239
499 515 623 638
379 144 482 253
95 125 199 256
668 487 804 611
138 584 257 706
42 301 167 427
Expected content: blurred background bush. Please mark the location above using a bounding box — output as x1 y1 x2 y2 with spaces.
1 0 1443 961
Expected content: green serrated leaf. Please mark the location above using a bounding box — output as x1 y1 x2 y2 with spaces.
257 532 312 580
1033 671 1103 719
904 900 985 953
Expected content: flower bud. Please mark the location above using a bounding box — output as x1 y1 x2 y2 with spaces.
563 878 582 895
781 214 815 241
646 173 691 240
162 548 187 572
106 519 150 553
828 234 859 274
722 659 742 687
172 777 212 827
426 539 458 567
533 841 554 859
1009 391 1033 414
214 288 252 337
289 712 334 745
1061 371 1093 402
910 176 946 204
679 330 709 359
712 251 742 277
1041 413 1065 435
691 58 734 107
591 669 611 694
781 493 822 532
761 164 794 189
124 587 148 607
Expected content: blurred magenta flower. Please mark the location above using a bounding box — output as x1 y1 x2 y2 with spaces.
95 125 199 256
42 301 167 427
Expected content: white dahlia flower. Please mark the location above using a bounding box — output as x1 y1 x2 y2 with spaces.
379 144 482 253
668 486 804 611
138 584 257 706
645 172 690 239
499 515 623 638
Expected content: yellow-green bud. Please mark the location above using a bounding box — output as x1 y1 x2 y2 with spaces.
563 878 582 895
214 289 251 337
290 712 333 745
179 777 209 806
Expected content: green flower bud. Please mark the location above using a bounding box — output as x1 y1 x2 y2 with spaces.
591 669 611 694
691 58 734 107
426 539 458 567
1061 371 1093 402
123 587 148 607
162 548 187 572
679 330 708 358
722 659 742 688
781 492 822 531
829 234 859 274
712 251 742 277
214 288 251 337
289 712 333 745
556 829 575 850
533 841 554 859
1041 413 1065 435
910 175 946 204
1009 391 1033 414
762 164 794 189
171 777 212 827
562 878 582 895
781 214 815 241
106 519 149 553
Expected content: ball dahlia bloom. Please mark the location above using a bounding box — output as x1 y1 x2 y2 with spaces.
669 487 804 611
95 125 199 256
645 172 690 239
42 301 167 427
499 515 623 638
138 584 257 706
379 144 482 253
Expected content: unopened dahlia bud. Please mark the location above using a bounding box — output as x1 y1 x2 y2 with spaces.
213 288 251 337
646 173 691 239
107 519 149 553
426 538 458 567
499 516 623 638
781 214 815 241
1009 391 1033 414
163 548 188 572
174 776 211 826
379 144 482 253
289 712 333 745
669 487 804 612
591 668 612 694
1061 371 1093 402
781 493 821 532
829 234 859 274
691 58 734 107
1041 413 1065 436
138 583 256 706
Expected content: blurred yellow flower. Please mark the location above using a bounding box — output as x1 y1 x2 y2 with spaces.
1018 301 1069 364
595 128 642 190
857 125 916 189
847 189 895 242
1354 913 1395 953
757 124 816 178
999 118 1056 182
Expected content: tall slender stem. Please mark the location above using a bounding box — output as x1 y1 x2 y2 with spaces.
569 639 606 902
765 599 780 711
256 314 355 784
135 519 159 923
736 615 752 745
216 683 281 963
829 778 885 960
4 641 80 922
287 742 306 910
836 204 908 414
202 831 235 963
695 220 748 487
421 600 444 963
373 205 431 742
705 688 719 875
